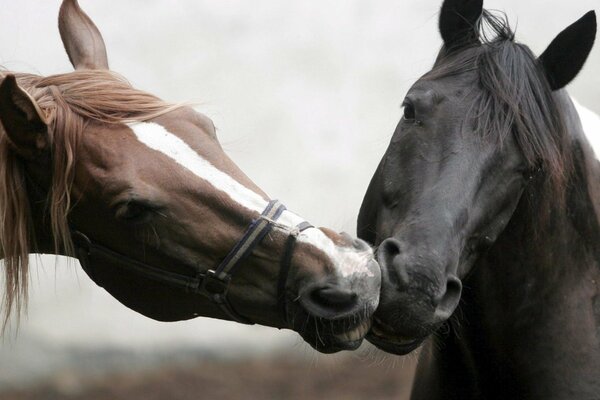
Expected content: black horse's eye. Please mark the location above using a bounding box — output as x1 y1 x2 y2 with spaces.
403 102 416 121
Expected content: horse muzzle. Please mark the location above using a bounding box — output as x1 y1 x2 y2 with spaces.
366 237 462 354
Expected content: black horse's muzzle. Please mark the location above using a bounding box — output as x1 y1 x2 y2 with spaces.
366 236 463 354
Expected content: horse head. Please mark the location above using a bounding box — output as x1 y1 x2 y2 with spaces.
0 0 380 353
359 0 596 354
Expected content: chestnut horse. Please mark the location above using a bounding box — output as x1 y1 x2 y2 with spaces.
0 0 380 353
359 0 599 397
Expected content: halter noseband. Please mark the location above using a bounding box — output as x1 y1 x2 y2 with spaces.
71 200 312 325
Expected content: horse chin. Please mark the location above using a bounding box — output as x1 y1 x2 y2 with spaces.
364 315 431 355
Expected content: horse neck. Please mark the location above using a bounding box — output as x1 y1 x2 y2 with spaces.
419 94 600 399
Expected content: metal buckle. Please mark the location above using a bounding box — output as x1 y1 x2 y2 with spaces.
199 270 231 302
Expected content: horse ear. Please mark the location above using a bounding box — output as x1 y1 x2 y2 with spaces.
0 75 50 160
538 11 596 91
439 0 483 51
58 0 109 70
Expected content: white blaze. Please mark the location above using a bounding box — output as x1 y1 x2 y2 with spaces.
128 122 374 278
572 98 600 161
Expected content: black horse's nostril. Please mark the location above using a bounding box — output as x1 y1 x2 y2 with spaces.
377 238 409 288
300 285 359 318
434 275 462 320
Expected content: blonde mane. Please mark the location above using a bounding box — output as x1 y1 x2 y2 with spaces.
0 70 182 329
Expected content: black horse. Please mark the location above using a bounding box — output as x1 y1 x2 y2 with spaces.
358 0 599 398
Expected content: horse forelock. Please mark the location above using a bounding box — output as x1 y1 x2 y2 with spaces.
0 70 183 329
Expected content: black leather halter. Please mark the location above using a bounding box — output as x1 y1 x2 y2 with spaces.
71 200 313 325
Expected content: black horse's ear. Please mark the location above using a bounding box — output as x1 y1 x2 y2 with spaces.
538 11 596 91
0 75 50 160
439 0 483 51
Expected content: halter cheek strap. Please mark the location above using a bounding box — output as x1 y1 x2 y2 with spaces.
72 199 312 325
198 200 287 324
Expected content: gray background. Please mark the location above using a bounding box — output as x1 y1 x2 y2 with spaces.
0 0 598 389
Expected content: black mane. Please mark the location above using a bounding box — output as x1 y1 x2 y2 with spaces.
428 11 572 198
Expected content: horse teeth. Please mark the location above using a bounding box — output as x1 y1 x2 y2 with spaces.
334 320 372 342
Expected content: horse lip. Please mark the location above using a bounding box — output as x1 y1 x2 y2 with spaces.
373 317 396 333
367 318 425 355
333 319 372 342
332 337 364 351
370 320 412 343
366 331 423 355
299 329 365 354
315 338 363 354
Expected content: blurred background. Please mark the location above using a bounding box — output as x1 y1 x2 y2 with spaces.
0 1 598 399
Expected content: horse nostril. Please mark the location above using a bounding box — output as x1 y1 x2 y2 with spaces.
377 238 409 288
378 238 402 263
300 285 359 318
312 287 357 307
340 232 371 252
353 238 371 251
434 275 462 321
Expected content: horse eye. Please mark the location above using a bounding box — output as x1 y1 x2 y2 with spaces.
116 201 154 223
403 102 416 121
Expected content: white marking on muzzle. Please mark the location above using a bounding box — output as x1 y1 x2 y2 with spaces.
127 122 374 278
572 98 600 161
